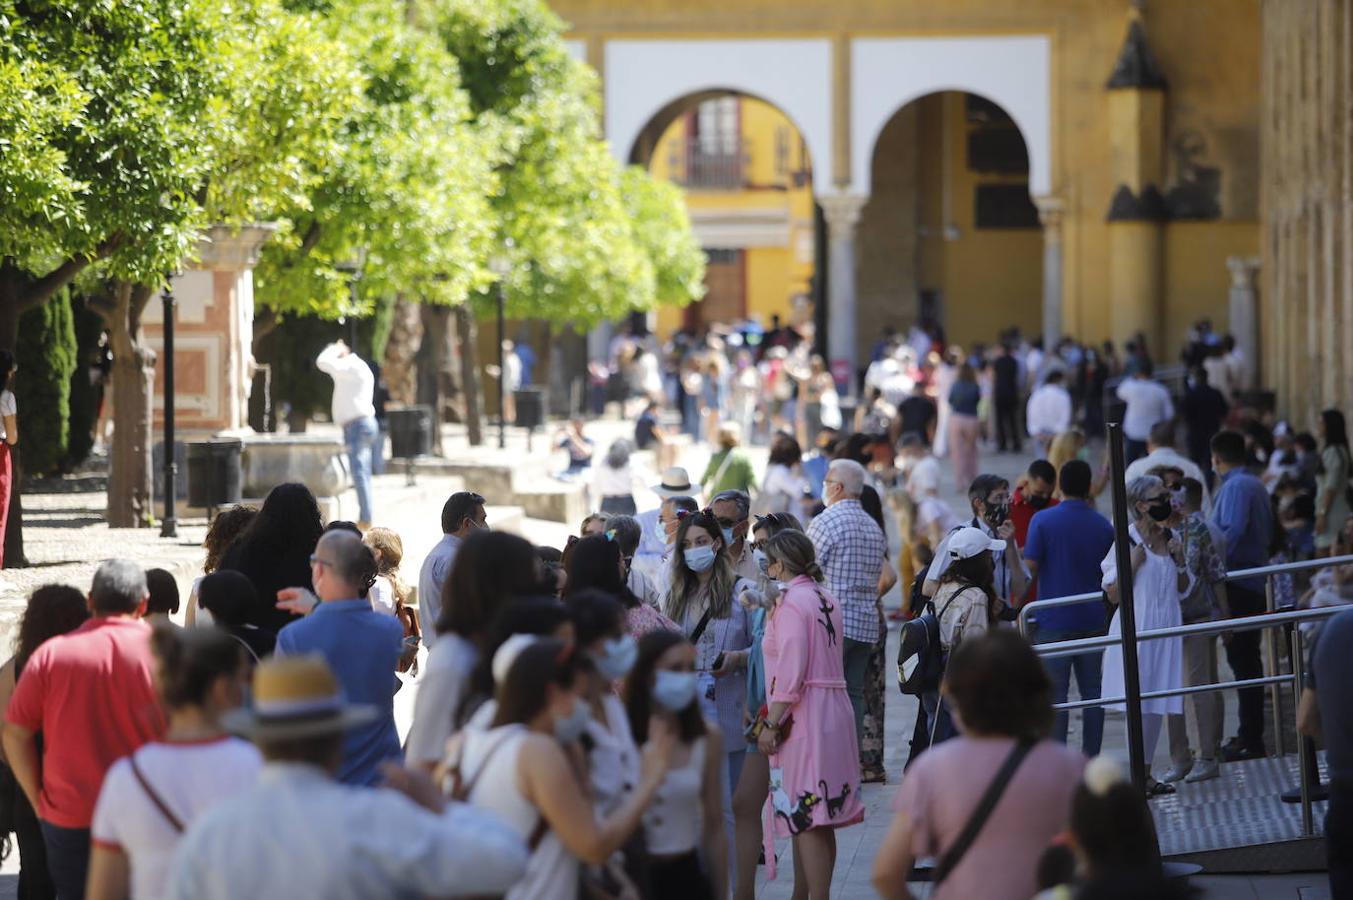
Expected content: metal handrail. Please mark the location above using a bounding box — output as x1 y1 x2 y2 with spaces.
1017 553 1353 637
1035 605 1345 659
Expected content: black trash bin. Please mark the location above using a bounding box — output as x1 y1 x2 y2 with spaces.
515 388 547 430
186 439 243 509
387 406 434 460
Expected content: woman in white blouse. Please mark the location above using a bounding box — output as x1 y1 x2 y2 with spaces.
594 440 642 516
758 433 808 515
1101 475 1186 797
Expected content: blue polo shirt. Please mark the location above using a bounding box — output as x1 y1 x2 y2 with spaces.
1023 499 1115 634
276 598 404 786
1212 468 1274 594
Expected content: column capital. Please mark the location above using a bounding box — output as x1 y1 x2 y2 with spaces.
1226 255 1261 287
1034 195 1065 230
194 223 278 271
819 193 868 236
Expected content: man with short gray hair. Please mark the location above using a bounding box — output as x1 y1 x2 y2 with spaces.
710 489 757 582
276 531 404 786
4 560 162 899
807 459 887 748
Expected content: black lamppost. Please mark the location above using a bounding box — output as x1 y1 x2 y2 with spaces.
488 255 510 450
159 277 178 539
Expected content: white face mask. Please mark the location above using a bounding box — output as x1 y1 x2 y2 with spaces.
652 670 699 712
590 634 638 680
554 696 592 743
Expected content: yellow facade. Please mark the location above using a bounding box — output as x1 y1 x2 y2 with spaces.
557 0 1263 363
648 97 816 338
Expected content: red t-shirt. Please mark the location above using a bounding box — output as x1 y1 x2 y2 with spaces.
6 617 164 828
1010 490 1060 605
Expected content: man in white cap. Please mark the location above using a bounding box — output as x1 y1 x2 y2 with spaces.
166 655 527 899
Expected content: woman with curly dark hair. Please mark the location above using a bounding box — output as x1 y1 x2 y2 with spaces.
185 504 257 626
217 484 323 632
0 584 89 900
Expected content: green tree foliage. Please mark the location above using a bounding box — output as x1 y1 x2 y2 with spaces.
0 0 232 344
14 291 77 476
253 0 493 321
620 166 706 307
430 0 703 324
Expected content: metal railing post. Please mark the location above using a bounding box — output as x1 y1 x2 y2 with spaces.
1266 576 1284 756
1106 423 1147 795
1291 627 1314 836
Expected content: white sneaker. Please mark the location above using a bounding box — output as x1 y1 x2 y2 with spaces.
1184 758 1221 783
1159 760 1193 783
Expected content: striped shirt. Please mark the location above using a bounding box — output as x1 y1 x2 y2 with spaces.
807 500 888 643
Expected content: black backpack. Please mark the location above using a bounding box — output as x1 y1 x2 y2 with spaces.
896 592 958 696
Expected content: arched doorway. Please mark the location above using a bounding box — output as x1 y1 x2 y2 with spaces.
628 91 819 344
858 91 1043 350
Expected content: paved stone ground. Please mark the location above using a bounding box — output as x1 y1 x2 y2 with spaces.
0 417 1332 898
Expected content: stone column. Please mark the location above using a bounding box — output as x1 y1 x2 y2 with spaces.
1226 256 1261 390
819 193 867 397
1035 196 1065 345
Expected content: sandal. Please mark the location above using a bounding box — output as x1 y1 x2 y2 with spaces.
1145 777 1176 798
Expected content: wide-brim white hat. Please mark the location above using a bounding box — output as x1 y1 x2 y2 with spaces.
652 466 697 498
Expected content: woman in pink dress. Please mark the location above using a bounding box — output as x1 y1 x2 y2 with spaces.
756 530 864 898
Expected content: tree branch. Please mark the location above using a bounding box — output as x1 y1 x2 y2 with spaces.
13 233 125 314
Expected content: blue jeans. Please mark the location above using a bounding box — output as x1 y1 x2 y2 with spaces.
843 637 872 744
40 820 89 900
343 415 379 523
1037 626 1105 756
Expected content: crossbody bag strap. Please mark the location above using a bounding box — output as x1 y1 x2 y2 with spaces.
128 751 185 834
932 739 1034 886
688 607 715 645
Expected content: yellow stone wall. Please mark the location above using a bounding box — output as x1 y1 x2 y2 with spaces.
649 97 816 337
558 0 1262 354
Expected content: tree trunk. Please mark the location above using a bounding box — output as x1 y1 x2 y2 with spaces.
103 282 156 528
455 305 484 447
416 305 450 455
383 294 422 407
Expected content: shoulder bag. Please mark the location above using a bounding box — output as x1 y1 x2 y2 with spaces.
931 739 1035 886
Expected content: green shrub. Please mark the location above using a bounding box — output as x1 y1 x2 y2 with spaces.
15 291 77 475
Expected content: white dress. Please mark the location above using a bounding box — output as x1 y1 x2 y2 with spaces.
1100 524 1184 715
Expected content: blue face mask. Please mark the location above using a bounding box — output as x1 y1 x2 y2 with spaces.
652 670 699 712
684 545 717 573
591 634 638 680
753 549 769 576
554 696 592 743
720 526 736 548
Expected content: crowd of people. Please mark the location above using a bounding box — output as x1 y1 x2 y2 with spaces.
0 311 1349 900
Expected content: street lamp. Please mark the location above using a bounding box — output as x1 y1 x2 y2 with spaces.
488 254 511 450
160 276 179 539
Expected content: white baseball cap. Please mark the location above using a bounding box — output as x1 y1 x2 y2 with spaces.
947 526 1006 561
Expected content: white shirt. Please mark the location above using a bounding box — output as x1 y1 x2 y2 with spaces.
593 462 635 497
1116 378 1175 442
0 390 14 441
1124 447 1212 510
627 565 663 608
417 534 463 646
93 738 262 900
761 463 808 511
369 576 397 616
585 694 641 817
404 632 479 766
1026 384 1072 437
459 727 576 900
315 344 376 427
905 456 943 503
165 762 527 900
